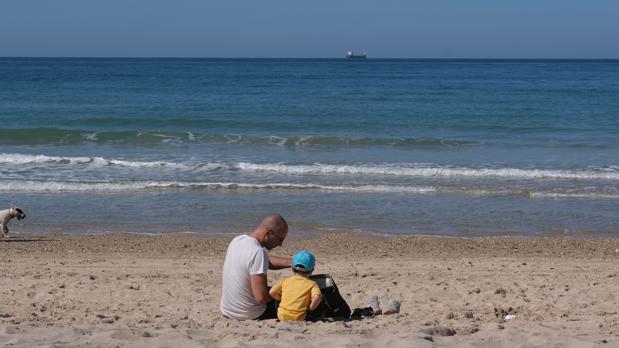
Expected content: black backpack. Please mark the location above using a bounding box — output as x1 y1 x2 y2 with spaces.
308 274 351 320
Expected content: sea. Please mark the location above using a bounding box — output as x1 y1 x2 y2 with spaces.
1 58 618 237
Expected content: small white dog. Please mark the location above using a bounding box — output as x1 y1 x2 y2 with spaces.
0 204 27 238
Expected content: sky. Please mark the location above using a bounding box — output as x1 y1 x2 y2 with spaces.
1 0 618 58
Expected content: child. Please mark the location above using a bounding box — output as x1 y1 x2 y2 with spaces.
269 250 322 321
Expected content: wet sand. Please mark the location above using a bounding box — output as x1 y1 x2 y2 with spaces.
0 232 617 347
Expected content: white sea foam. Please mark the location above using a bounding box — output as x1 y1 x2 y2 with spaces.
81 132 99 141
2 153 619 181
236 162 619 180
0 180 437 193
0 153 191 170
1 180 617 200
528 192 619 199
0 153 93 165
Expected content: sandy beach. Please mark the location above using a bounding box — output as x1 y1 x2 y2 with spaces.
0 232 617 347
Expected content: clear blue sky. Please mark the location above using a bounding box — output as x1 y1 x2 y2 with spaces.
1 0 618 58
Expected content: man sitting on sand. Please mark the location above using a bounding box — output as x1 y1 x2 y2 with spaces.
220 214 292 320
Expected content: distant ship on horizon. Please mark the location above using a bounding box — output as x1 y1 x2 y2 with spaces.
346 50 367 59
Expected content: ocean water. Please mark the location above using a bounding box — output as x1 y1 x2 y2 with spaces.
0 58 618 237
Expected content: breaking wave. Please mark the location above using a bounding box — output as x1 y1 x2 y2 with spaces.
237 163 619 180
1 180 617 199
0 153 193 170
0 180 436 193
2 153 619 180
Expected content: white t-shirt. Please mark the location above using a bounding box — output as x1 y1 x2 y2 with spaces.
220 234 269 320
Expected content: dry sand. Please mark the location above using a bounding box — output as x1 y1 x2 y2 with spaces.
0 232 617 347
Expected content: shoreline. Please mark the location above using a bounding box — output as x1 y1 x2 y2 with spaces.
4 231 619 256
1 232 617 347
10 225 619 241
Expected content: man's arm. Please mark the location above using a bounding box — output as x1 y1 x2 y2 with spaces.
249 274 270 304
268 255 292 270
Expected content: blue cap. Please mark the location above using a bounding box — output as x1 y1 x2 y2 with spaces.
292 250 315 272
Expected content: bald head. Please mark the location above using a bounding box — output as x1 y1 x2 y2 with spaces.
258 214 288 233
253 214 288 250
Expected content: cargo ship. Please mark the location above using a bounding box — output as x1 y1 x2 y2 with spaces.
346 50 367 59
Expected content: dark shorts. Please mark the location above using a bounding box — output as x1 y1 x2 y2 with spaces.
255 300 278 320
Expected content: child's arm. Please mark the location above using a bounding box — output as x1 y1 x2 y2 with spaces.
309 294 322 311
308 281 322 311
269 281 283 301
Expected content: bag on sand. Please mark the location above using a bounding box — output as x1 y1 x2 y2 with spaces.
308 274 351 320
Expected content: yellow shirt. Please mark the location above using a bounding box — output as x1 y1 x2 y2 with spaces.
271 274 321 321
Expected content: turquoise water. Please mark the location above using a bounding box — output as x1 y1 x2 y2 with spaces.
1 58 618 236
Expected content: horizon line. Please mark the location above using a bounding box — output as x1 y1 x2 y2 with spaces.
1 56 619 60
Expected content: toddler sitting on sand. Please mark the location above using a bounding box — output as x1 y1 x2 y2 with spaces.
269 250 322 321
